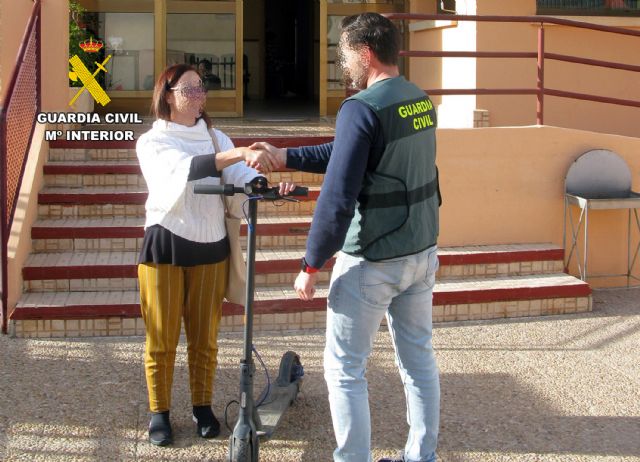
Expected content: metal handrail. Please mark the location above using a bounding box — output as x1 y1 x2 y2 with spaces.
0 0 41 334
386 13 640 124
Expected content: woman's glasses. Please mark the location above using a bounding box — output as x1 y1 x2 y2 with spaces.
171 83 207 98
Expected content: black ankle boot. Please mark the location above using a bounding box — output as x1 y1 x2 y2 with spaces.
148 411 173 446
192 405 221 438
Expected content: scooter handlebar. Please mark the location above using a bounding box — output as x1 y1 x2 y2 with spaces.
194 182 308 200
287 186 308 197
193 184 239 196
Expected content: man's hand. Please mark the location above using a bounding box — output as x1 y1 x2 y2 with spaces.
240 147 274 174
250 142 287 170
294 271 318 301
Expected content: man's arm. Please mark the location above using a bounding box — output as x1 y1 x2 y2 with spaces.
286 142 334 173
249 141 334 173
304 100 381 270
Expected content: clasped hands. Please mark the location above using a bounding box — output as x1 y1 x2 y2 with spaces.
243 141 318 302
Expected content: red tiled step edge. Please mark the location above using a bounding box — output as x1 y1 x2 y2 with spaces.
38 188 320 204
44 163 141 175
31 221 311 239
48 136 334 150
434 283 590 305
438 248 564 265
11 277 590 320
22 258 335 279
10 299 327 320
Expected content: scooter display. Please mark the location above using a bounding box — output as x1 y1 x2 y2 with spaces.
195 178 306 462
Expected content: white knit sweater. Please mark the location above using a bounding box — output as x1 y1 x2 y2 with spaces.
136 119 258 243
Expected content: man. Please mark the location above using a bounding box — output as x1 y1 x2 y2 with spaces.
197 59 221 90
253 13 441 462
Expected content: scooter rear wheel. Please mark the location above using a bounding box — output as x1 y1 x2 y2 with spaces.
276 350 302 386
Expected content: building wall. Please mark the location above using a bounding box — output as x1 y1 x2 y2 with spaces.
0 0 33 106
408 0 640 137
0 0 69 112
437 125 640 287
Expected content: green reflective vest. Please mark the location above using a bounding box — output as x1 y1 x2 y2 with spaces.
342 76 440 261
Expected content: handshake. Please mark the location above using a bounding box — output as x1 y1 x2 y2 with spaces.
240 142 287 175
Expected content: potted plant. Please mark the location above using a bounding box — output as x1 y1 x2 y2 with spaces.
68 0 104 113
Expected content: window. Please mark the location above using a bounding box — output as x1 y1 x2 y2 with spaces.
537 0 640 16
438 0 456 14
91 12 155 91
167 13 236 90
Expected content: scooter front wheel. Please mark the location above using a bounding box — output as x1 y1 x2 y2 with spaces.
228 436 255 462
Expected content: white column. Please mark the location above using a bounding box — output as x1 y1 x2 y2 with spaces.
437 0 477 128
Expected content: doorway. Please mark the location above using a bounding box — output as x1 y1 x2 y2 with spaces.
243 0 318 118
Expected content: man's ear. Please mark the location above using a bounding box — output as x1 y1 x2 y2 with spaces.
361 46 373 67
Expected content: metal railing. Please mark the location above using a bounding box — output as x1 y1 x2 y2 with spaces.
386 13 640 125
537 0 640 16
0 0 41 334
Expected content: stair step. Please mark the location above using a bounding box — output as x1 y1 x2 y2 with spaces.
12 288 329 319
37 187 320 218
11 274 591 337
31 216 313 252
47 136 333 162
23 244 564 282
43 162 325 188
23 243 565 292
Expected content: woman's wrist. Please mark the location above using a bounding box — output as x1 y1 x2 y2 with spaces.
214 148 244 170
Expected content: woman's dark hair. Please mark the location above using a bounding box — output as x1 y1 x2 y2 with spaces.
340 13 400 66
151 63 212 128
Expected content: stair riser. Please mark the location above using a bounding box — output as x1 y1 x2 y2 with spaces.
32 235 311 252
34 201 319 219
38 196 317 218
43 171 324 188
438 260 564 279
10 295 592 338
49 148 136 162
23 271 334 293
22 260 564 292
39 204 146 219
33 238 143 253
45 174 145 188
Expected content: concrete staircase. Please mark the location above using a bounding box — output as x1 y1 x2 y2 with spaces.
10 137 592 338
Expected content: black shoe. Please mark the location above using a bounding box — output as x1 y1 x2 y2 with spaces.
148 411 172 446
192 405 221 438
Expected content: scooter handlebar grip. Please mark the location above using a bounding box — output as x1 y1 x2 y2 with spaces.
288 186 308 197
194 184 235 196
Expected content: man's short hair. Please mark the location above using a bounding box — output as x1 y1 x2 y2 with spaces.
340 13 400 66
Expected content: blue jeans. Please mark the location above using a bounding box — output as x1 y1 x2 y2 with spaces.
324 247 440 462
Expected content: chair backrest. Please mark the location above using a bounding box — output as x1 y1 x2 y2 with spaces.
565 149 632 199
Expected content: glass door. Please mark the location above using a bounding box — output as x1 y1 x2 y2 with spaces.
167 0 243 116
319 0 406 116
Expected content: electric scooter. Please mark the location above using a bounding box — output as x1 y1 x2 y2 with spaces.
195 178 306 462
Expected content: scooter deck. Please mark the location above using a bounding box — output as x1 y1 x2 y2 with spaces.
256 380 301 438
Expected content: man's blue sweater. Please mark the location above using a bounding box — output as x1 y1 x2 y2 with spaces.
286 98 384 269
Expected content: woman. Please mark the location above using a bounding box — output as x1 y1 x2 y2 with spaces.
136 64 285 446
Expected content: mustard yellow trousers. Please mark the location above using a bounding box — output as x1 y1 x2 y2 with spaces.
138 260 227 413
